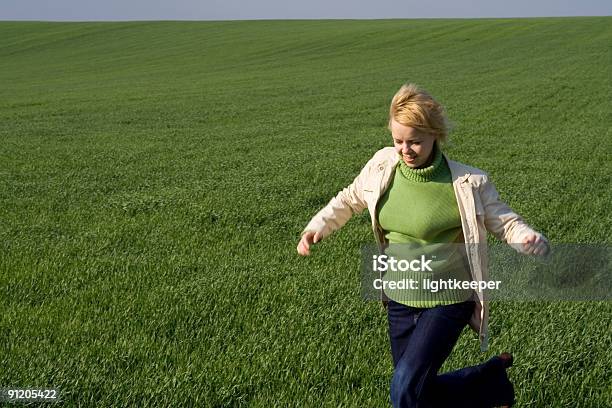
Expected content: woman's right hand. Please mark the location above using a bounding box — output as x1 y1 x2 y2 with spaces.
297 231 321 256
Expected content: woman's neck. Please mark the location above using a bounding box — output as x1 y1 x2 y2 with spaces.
414 143 438 169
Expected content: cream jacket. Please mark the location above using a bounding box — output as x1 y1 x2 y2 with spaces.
302 147 546 351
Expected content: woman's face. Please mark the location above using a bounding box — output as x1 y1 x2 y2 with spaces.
390 119 437 168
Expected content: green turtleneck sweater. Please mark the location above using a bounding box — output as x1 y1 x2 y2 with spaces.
376 145 473 307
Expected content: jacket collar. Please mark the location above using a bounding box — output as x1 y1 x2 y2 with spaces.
445 155 472 184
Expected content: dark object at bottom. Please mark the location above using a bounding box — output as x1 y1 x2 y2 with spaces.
387 300 515 408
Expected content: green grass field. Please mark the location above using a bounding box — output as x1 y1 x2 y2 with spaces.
1 17 611 407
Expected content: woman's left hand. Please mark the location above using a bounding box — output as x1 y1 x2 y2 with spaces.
521 233 549 256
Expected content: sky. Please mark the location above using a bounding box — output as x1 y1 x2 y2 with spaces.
1 0 611 21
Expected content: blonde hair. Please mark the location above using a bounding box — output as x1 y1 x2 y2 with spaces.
388 83 449 144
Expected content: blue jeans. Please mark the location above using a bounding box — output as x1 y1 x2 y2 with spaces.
387 300 515 408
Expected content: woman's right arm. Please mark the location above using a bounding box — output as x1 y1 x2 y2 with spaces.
297 155 377 255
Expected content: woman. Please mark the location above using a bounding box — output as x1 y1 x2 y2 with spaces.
296 83 549 408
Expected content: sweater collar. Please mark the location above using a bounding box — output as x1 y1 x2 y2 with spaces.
397 144 445 182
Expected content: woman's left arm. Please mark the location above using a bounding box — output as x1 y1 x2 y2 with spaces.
479 176 549 256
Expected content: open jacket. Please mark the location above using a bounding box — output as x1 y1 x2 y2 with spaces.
302 147 545 351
